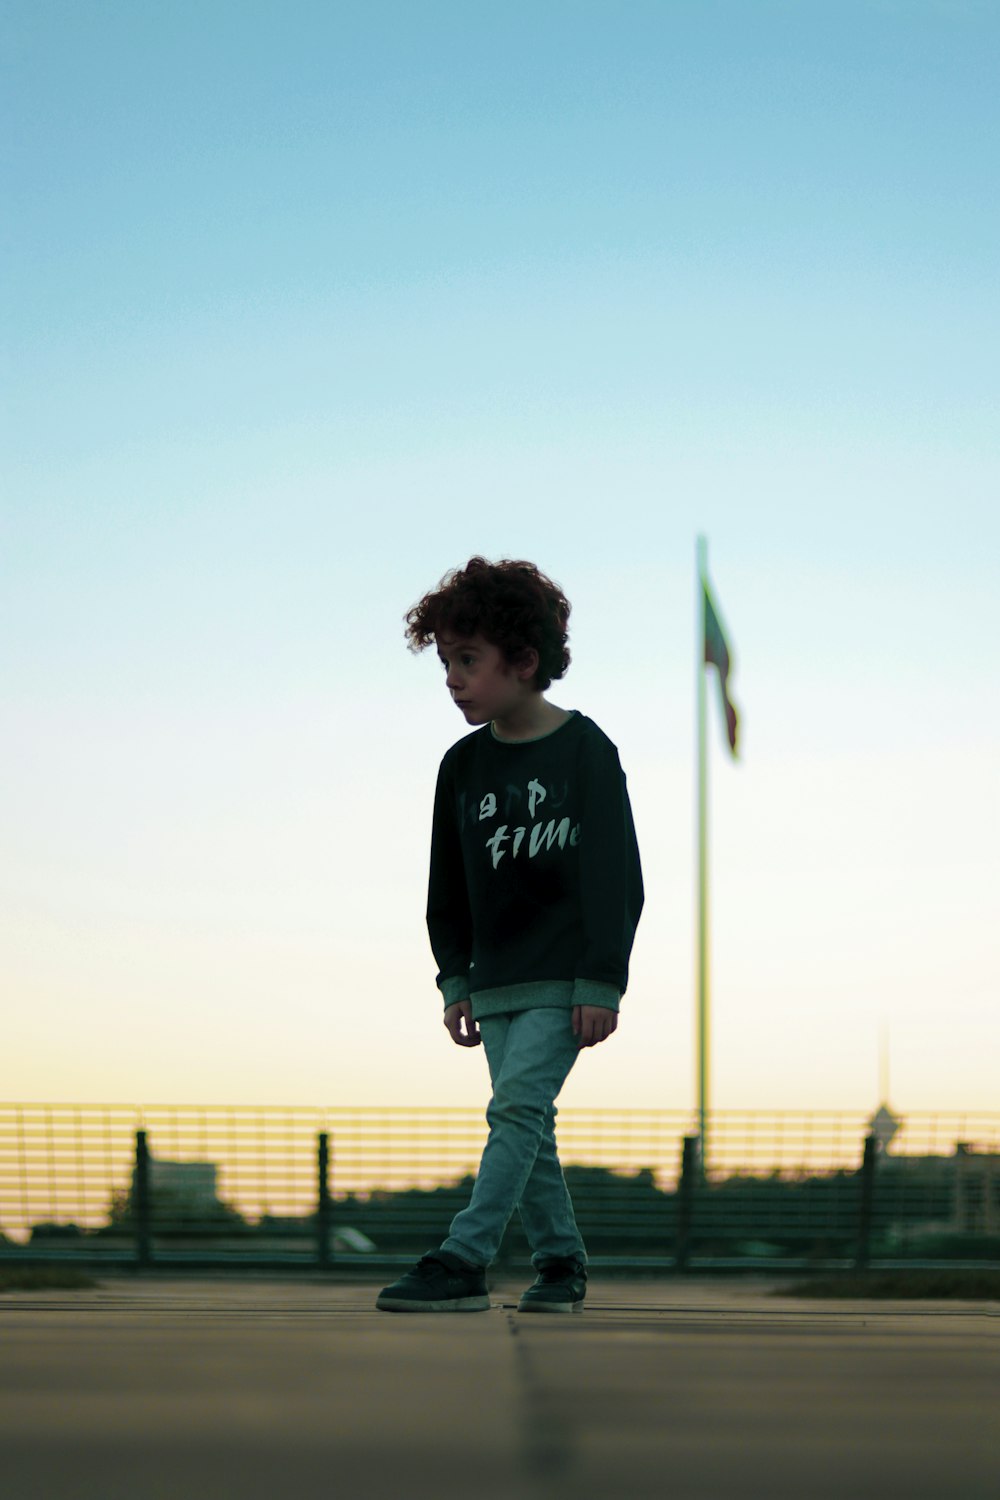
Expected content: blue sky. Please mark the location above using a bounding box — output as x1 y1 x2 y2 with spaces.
3 1 997 1118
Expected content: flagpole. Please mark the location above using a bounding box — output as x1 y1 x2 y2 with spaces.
696 534 709 1176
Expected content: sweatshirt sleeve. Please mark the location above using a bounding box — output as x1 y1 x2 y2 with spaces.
573 730 644 1006
426 755 474 1008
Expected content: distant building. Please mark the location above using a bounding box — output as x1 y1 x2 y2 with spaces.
954 1145 1000 1235
863 1136 1000 1243
133 1158 224 1214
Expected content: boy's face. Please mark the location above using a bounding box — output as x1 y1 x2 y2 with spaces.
436 632 537 726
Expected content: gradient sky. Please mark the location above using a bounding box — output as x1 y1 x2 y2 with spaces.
3 0 997 1118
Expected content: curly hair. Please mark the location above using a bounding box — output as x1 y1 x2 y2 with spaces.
404 557 571 691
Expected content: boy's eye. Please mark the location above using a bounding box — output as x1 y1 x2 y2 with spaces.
438 653 475 669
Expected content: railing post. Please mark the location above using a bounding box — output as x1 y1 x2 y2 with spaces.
675 1134 698 1273
317 1132 331 1269
134 1129 152 1268
855 1132 877 1271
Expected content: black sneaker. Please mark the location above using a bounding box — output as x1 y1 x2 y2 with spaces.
375 1251 490 1313
518 1257 587 1314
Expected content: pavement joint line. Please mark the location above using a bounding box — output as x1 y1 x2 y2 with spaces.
505 1308 575 1487
2 1298 998 1319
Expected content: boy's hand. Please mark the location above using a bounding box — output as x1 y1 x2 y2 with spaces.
444 1001 481 1047
573 1005 618 1047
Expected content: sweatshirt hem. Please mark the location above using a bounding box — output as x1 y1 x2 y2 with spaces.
470 978 620 1020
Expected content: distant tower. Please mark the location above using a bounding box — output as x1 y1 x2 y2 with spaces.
869 1023 899 1154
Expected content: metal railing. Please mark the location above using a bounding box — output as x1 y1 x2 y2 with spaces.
2 1103 998 1271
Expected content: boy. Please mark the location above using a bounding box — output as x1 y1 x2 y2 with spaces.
376 557 643 1314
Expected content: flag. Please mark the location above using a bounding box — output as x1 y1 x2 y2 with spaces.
703 582 739 756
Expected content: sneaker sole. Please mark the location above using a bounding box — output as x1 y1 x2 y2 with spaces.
375 1294 491 1313
517 1299 584 1314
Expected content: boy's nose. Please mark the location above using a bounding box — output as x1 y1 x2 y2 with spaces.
446 669 463 690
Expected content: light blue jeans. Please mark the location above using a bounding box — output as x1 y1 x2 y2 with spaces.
440 1008 586 1270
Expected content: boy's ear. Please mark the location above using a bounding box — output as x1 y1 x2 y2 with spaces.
514 647 540 683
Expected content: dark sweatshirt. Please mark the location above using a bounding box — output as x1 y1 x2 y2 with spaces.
426 711 644 1019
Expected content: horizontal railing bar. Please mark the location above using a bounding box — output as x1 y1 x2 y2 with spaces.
6 1102 996 1117
4 1105 996 1132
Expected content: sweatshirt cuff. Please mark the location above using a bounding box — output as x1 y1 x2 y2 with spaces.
572 978 621 1013
439 975 471 1010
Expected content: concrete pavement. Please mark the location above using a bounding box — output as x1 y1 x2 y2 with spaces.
1 1277 997 1499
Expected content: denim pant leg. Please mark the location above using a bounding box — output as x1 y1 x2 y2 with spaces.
440 1008 586 1269
516 1103 587 1269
